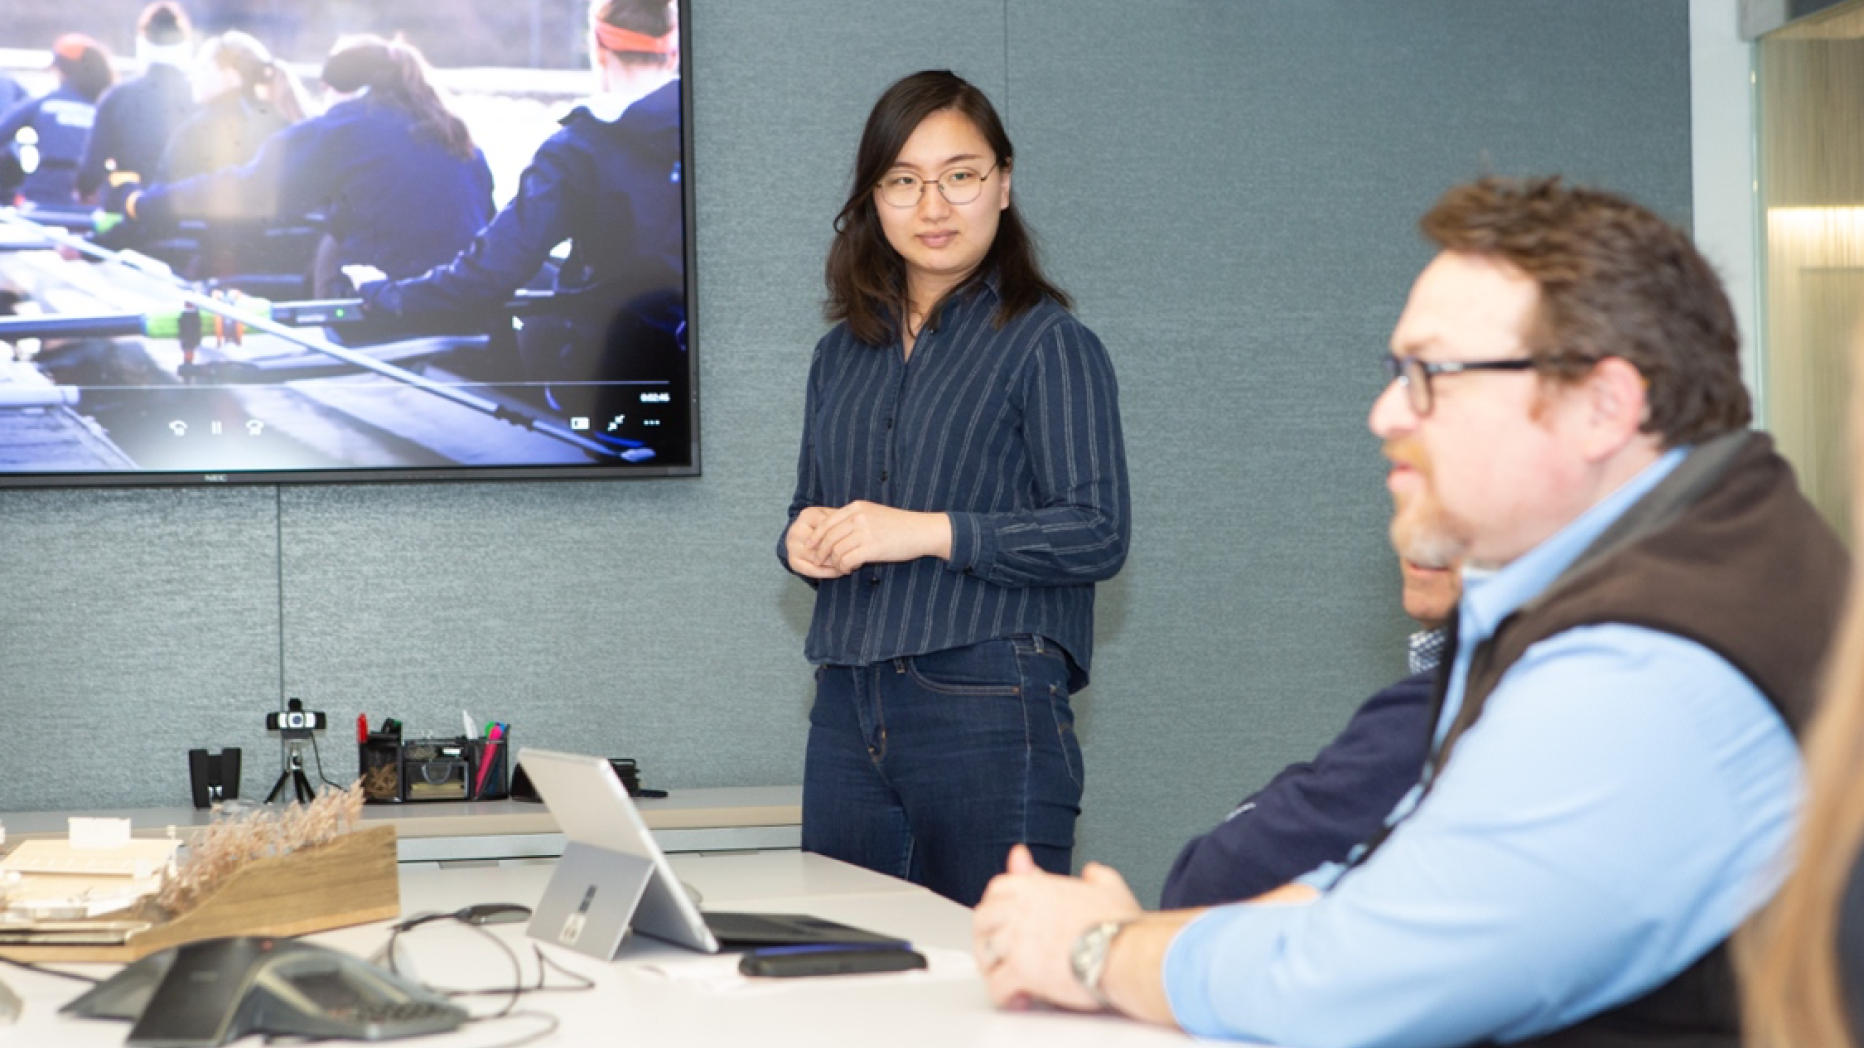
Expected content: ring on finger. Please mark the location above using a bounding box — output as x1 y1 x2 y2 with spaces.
981 937 1005 970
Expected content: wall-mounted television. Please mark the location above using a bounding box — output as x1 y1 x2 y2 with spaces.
0 0 696 485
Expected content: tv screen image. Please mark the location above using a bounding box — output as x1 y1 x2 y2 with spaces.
0 0 696 485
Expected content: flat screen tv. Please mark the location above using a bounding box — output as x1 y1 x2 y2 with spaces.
0 0 696 485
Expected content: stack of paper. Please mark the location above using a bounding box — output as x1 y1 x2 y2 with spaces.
0 827 179 922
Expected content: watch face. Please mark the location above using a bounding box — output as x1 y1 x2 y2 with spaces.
1071 921 1116 994
1070 928 1098 980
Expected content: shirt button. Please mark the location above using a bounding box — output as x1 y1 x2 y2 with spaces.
868 576 881 586
880 470 889 482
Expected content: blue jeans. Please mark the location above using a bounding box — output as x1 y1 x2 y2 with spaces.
802 635 1084 906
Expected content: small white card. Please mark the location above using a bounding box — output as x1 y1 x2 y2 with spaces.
68 817 133 849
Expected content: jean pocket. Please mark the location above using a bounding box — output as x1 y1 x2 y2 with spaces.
1043 683 1084 791
905 641 1021 696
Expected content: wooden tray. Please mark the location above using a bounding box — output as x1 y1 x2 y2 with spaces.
0 824 400 964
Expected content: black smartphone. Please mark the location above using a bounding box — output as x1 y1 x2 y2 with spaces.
738 945 928 978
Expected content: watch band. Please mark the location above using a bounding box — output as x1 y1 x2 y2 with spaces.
1070 918 1134 1009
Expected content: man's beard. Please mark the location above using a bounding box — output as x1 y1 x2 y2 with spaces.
1388 457 1471 571
1392 499 1468 570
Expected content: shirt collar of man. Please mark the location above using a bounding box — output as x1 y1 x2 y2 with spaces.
1457 445 1690 649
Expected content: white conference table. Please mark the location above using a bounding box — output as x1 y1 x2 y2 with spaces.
2 850 1199 1047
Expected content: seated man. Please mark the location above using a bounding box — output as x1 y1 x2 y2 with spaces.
973 176 1849 1048
1160 555 1454 909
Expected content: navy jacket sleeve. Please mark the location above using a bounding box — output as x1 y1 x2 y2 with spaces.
360 125 579 316
943 316 1129 588
135 117 323 226
1159 669 1436 909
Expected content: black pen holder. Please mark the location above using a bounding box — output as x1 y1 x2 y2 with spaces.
360 731 510 804
188 748 242 809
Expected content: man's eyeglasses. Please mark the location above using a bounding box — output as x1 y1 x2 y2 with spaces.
1380 353 1541 416
876 163 999 208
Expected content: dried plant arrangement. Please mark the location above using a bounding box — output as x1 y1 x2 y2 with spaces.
154 782 368 917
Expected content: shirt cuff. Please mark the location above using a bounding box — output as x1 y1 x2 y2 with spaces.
944 511 996 578
1162 905 1290 1039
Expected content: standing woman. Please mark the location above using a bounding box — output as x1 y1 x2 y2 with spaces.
779 70 1130 906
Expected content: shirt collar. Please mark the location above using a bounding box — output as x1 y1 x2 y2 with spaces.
943 269 1001 311
911 270 1000 340
1458 445 1689 647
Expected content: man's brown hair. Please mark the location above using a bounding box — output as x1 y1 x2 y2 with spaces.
1420 177 1750 446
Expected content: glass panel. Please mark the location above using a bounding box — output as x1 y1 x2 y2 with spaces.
1758 1 1864 541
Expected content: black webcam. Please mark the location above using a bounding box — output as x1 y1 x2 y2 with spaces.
265 697 327 733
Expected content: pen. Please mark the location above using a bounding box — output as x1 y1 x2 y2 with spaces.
356 713 368 744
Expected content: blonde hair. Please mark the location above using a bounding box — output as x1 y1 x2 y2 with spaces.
1737 332 1864 1048
202 31 310 124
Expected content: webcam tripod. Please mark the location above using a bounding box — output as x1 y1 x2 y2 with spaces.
266 738 317 804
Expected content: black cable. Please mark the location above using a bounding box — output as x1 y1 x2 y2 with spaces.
375 911 593 1016
305 730 345 789
445 946 593 999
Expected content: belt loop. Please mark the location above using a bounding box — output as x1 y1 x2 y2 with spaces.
893 658 907 674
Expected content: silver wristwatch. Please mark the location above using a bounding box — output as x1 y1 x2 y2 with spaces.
1069 919 1131 1009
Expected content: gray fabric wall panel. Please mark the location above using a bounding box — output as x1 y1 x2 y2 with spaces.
276 482 810 787
0 488 282 809
0 1 1692 904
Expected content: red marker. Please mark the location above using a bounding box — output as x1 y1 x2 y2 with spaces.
356 713 369 744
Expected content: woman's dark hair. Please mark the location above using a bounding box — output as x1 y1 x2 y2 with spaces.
53 35 116 103
321 36 476 163
826 69 1070 347
138 2 191 46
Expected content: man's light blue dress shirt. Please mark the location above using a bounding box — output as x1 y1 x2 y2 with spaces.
1163 448 1802 1047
